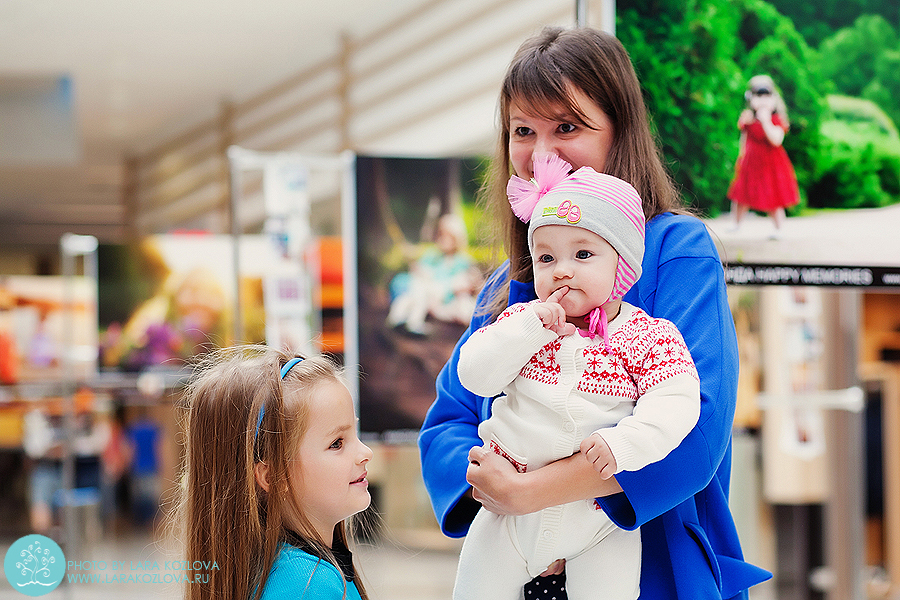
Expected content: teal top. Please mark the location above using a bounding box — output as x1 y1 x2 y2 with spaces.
259 543 362 600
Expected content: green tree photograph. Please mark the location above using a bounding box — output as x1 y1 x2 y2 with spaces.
615 0 900 217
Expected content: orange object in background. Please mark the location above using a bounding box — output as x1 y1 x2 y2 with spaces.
0 331 18 384
315 236 344 309
314 237 344 353
317 236 343 285
319 319 345 353
320 283 343 309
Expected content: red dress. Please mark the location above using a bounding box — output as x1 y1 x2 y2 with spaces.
727 113 799 211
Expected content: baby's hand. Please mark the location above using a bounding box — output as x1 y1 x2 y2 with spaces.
580 433 617 479
533 287 576 337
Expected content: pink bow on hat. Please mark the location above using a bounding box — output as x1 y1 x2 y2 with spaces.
507 154 573 222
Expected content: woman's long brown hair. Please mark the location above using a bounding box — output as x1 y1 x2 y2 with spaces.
482 26 691 318
178 346 368 600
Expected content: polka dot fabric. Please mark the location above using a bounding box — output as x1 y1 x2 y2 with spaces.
525 573 567 599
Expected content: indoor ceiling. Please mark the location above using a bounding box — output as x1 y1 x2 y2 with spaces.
0 0 598 256
0 0 441 251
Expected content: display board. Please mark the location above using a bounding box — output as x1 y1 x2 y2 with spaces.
0 275 97 384
353 155 490 435
97 234 308 371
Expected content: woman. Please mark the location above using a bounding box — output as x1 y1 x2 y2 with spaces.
418 26 770 599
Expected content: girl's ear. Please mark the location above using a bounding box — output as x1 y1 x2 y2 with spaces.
254 461 271 492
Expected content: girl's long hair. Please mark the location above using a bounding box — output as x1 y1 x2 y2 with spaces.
482 26 690 318
178 345 368 600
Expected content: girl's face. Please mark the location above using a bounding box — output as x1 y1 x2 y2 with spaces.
508 87 614 180
289 380 373 546
531 224 619 324
748 91 777 114
435 226 459 255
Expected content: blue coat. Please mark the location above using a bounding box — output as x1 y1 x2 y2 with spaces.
419 213 771 599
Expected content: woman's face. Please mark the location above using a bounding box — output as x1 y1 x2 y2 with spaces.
508 87 614 180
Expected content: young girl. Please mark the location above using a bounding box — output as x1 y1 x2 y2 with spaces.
452 156 700 599
180 346 373 600
727 74 800 234
418 26 771 600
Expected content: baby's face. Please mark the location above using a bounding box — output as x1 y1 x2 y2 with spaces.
531 225 618 319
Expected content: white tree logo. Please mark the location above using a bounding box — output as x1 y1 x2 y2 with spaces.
15 540 57 588
4 535 65 596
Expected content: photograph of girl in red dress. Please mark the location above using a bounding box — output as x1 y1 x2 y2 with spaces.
727 74 800 237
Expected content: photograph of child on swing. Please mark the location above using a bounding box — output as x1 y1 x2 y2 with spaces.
354 155 491 436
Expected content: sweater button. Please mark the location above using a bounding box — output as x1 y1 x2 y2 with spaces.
563 422 574 432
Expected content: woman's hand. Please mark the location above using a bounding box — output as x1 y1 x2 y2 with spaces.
467 446 624 516
466 445 530 515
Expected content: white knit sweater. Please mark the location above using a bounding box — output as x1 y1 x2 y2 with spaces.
458 301 700 474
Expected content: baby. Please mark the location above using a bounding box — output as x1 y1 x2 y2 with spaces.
453 155 701 600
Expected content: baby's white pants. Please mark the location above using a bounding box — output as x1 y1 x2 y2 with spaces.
453 499 640 600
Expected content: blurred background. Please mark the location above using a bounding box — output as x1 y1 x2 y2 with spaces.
1 0 900 598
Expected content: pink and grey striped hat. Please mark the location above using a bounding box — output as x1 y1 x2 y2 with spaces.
509 155 645 301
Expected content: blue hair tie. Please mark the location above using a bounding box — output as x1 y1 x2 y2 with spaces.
255 357 304 443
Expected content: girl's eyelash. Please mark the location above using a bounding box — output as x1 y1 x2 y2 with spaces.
330 438 343 449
